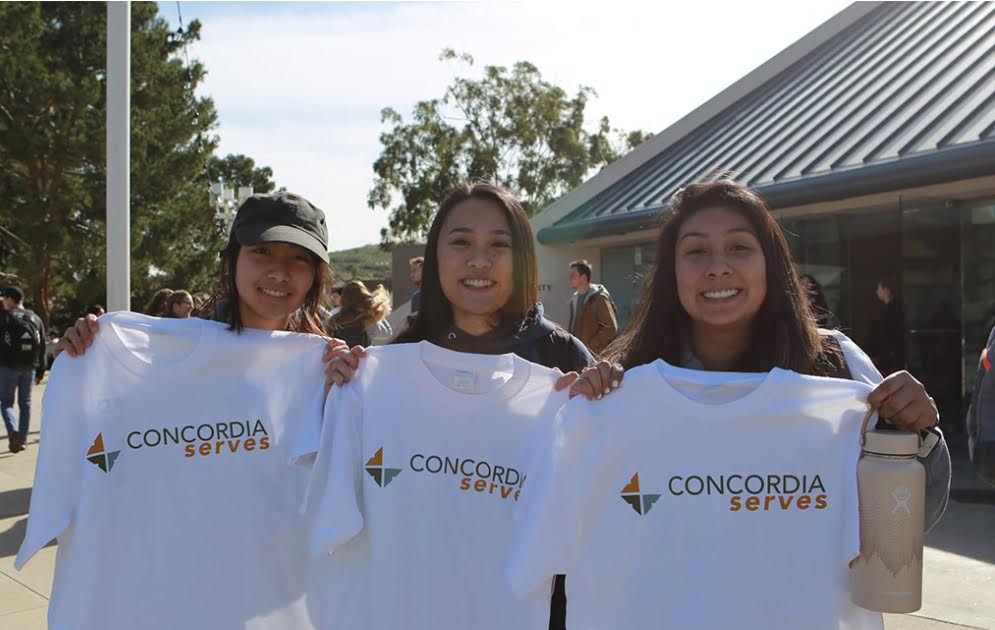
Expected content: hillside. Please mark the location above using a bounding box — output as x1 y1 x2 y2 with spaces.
327 243 391 281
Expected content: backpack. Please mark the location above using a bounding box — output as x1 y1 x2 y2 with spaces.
966 327 995 486
1 308 43 366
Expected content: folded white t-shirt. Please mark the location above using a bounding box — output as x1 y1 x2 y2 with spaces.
17 312 327 630
301 341 568 630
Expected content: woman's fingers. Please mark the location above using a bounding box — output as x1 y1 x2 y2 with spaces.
555 372 579 392
570 375 597 400
568 361 626 401
869 371 937 432
610 363 625 390
65 325 85 356
322 338 349 363
324 347 368 388
77 315 97 348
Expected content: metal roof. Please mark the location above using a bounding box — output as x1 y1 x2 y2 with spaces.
540 2 995 244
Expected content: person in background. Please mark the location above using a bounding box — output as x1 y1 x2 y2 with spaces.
567 259 619 357
409 256 424 314
85 305 106 317
327 281 392 348
799 273 838 329
329 286 343 319
0 287 46 453
165 290 195 319
966 324 995 486
867 277 907 376
143 288 174 317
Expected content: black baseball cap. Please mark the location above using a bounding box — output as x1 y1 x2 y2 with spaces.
1 287 24 301
231 192 330 264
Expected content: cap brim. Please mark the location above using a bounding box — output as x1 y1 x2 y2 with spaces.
235 224 330 264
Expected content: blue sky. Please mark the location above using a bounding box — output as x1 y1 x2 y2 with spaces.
157 1 852 251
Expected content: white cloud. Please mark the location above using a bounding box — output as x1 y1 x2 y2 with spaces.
164 0 851 249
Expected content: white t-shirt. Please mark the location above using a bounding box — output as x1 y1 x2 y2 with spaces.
509 360 884 630
17 312 327 630
302 341 568 630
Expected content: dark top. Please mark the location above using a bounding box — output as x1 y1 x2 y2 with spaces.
1 307 46 377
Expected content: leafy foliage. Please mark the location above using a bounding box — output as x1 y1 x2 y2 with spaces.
369 49 651 244
0 3 276 331
207 154 277 194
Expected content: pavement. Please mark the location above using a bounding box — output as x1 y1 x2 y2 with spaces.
0 382 993 629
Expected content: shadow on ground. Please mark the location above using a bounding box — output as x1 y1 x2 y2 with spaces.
0 516 54 559
922 439 995 565
0 487 31 520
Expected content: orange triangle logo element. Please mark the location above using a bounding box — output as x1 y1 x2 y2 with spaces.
366 447 383 467
86 434 105 456
621 473 640 494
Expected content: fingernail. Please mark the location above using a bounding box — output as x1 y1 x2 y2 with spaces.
611 380 620 389
603 387 611 395
596 394 603 400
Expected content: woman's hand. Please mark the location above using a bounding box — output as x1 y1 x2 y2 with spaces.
567 360 625 401
867 370 938 433
53 315 100 358
323 338 367 393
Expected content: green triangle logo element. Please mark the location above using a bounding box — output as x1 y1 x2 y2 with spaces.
642 494 661 514
85 433 119 474
383 468 402 486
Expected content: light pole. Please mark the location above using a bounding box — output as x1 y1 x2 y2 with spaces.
106 1 131 312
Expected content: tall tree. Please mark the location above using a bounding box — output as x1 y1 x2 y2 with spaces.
0 3 276 329
369 50 651 244
208 154 277 195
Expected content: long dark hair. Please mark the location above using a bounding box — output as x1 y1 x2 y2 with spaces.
394 182 539 344
203 236 331 336
604 179 842 376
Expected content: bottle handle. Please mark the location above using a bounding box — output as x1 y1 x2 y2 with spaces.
860 407 923 448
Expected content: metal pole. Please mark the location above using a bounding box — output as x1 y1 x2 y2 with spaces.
106 1 131 312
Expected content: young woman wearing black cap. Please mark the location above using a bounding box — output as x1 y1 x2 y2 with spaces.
56 191 334 353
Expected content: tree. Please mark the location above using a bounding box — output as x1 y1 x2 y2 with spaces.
207 153 277 194
0 3 276 329
369 50 651 244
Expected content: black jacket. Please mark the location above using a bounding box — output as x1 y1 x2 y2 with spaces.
428 303 594 375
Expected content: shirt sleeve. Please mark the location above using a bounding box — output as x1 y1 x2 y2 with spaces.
833 331 883 386
507 401 592 594
302 382 365 557
15 359 85 569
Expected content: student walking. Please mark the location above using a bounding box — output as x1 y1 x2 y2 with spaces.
0 286 46 453
567 259 619 356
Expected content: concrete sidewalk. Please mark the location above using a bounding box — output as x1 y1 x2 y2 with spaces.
1 382 993 628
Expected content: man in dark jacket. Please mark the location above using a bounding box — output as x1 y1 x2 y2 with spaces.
0 286 46 453
567 260 619 357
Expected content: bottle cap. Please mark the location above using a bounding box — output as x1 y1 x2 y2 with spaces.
862 430 920 456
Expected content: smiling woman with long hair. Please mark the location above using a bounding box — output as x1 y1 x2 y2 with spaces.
326 181 595 630
572 178 950 531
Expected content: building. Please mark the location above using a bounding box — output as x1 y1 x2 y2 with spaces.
533 2 995 426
